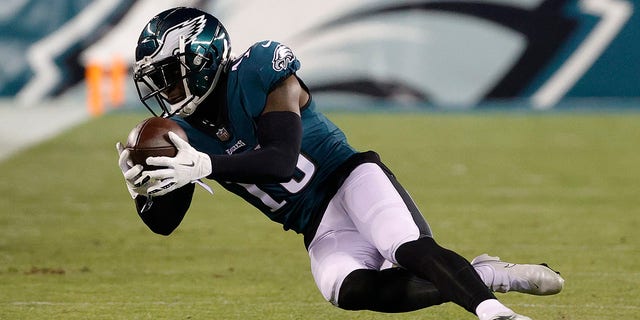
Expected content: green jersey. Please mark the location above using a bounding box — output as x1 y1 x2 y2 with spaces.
174 40 356 233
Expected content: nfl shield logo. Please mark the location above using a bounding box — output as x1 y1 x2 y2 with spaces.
216 127 231 141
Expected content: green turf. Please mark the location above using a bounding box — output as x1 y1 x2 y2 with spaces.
1 111 638 319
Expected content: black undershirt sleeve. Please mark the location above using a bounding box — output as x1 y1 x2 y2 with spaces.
132 111 301 235
134 183 195 236
208 111 302 184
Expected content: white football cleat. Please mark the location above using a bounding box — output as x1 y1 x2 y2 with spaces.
472 254 565 295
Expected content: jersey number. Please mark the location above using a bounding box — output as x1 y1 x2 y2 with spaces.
236 154 316 211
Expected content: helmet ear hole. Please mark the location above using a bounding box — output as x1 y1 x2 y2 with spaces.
185 50 215 97
191 46 210 68
192 67 217 96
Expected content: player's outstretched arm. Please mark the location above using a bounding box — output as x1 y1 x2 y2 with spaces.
116 141 196 235
134 183 195 236
207 75 305 184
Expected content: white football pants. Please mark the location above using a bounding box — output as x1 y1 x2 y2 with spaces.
307 163 422 305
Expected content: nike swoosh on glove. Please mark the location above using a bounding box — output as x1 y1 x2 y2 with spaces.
143 131 212 197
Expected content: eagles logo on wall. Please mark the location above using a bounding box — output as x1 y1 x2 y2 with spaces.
3 0 638 110
212 0 636 109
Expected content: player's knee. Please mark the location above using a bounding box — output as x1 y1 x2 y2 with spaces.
395 235 441 263
336 269 377 310
313 256 363 306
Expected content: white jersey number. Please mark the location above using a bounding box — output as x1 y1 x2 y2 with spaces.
235 154 316 212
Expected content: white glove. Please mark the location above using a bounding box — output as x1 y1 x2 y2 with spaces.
116 142 153 198
143 131 212 197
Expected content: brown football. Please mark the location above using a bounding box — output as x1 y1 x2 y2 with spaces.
125 117 188 170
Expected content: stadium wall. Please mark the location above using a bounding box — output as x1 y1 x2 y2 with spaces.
1 0 638 111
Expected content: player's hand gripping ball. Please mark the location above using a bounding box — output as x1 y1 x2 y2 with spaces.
125 117 188 171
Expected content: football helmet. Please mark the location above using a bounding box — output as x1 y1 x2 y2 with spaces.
133 7 231 117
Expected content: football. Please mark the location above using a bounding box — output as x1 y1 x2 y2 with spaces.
125 117 188 170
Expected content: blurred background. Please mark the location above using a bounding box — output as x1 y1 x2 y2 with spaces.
0 0 638 157
1 2 639 319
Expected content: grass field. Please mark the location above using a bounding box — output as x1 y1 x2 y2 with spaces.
1 110 638 319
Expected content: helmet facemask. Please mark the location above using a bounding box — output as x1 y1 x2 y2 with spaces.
134 9 231 118
134 54 189 117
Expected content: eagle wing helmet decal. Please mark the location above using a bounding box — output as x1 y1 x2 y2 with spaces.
151 14 207 60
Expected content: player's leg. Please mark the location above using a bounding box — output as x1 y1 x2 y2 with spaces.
307 194 382 307
339 162 529 319
395 236 497 313
308 196 445 312
379 255 564 297
337 267 446 312
375 160 563 296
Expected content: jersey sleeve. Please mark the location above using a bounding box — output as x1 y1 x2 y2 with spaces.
236 40 301 116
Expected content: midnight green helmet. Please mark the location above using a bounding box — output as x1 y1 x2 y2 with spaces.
133 7 231 117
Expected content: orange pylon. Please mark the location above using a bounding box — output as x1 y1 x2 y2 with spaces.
86 61 103 117
110 56 126 107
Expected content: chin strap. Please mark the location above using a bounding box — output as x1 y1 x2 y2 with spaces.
178 100 198 117
194 179 213 194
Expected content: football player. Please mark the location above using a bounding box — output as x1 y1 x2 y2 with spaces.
116 7 564 320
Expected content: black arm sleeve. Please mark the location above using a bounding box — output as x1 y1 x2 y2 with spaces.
208 111 302 183
134 183 195 236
